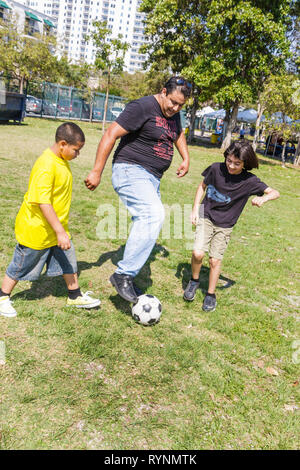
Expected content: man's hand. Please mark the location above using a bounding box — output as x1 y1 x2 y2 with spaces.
57 230 71 250
176 160 189 178
84 170 101 191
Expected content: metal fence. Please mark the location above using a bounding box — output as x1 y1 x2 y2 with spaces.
26 81 127 122
2 76 187 125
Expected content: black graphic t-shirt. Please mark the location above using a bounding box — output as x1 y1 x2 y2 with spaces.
201 162 268 228
113 95 182 179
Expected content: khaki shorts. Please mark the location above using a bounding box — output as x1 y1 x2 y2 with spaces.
193 218 233 260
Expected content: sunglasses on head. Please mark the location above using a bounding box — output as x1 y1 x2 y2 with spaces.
167 78 192 89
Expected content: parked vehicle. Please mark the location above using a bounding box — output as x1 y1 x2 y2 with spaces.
110 105 125 118
92 108 103 120
57 99 70 117
42 100 56 116
26 95 42 114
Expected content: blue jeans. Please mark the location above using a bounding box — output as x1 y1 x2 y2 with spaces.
111 163 165 277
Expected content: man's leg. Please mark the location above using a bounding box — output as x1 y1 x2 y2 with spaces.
111 164 164 302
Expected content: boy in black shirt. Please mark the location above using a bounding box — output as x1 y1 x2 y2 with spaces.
184 140 280 312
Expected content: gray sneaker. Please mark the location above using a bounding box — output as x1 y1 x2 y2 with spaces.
183 280 199 301
202 294 217 312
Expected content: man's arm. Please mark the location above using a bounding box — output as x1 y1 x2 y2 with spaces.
84 122 129 191
39 204 71 250
174 130 190 178
251 187 280 207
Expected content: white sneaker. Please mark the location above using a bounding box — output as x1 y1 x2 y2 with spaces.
0 296 17 317
66 291 101 309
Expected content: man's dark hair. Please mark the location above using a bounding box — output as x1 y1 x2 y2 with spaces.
224 140 259 170
55 122 85 145
163 76 192 99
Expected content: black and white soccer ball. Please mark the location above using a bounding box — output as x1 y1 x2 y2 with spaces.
132 294 162 326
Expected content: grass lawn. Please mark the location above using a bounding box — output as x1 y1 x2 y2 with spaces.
0 118 299 450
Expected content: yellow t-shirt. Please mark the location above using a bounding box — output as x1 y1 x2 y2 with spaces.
15 148 73 250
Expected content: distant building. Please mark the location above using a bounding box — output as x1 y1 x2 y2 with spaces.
16 0 148 72
0 1 55 38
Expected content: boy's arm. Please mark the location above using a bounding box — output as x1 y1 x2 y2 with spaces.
191 180 207 225
39 204 71 250
251 187 280 207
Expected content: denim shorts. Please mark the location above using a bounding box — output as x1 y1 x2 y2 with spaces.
6 241 78 281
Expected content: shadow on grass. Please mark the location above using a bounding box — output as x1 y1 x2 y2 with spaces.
0 121 28 126
77 243 169 315
12 275 68 301
12 243 169 313
176 262 235 294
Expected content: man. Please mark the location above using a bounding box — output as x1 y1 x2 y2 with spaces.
85 76 191 303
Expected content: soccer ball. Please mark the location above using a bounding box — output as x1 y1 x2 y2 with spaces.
131 294 162 326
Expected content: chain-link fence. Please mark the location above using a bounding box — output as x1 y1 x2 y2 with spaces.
25 81 127 122
1 76 187 125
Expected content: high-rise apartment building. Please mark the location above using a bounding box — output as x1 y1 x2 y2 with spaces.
17 0 148 73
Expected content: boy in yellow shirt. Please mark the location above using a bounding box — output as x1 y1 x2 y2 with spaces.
0 122 100 317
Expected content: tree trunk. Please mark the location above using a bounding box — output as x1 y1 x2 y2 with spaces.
221 101 239 151
281 142 287 166
187 95 199 144
102 70 110 135
253 101 264 151
19 76 25 94
294 138 300 166
89 91 94 123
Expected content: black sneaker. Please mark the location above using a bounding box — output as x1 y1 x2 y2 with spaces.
110 273 138 303
133 283 143 296
202 294 217 312
183 280 199 301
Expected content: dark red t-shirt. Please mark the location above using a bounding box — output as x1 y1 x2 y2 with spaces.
113 95 182 179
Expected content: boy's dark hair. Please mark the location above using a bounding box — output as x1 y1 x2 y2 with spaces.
224 140 259 170
163 76 192 99
55 122 85 145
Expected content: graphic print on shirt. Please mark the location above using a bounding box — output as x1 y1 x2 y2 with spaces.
153 116 178 161
207 184 231 204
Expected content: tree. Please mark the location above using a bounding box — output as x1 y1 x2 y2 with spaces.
259 73 300 164
141 0 292 149
0 17 58 94
85 21 129 133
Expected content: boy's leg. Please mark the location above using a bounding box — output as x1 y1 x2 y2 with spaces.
202 225 232 312
184 217 212 302
191 250 205 280
208 257 222 294
0 275 18 318
1 274 18 295
63 273 79 291
47 244 100 309
0 243 50 318
202 258 220 312
183 250 205 301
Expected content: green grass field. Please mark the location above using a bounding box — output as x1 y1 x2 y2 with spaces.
0 118 299 450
